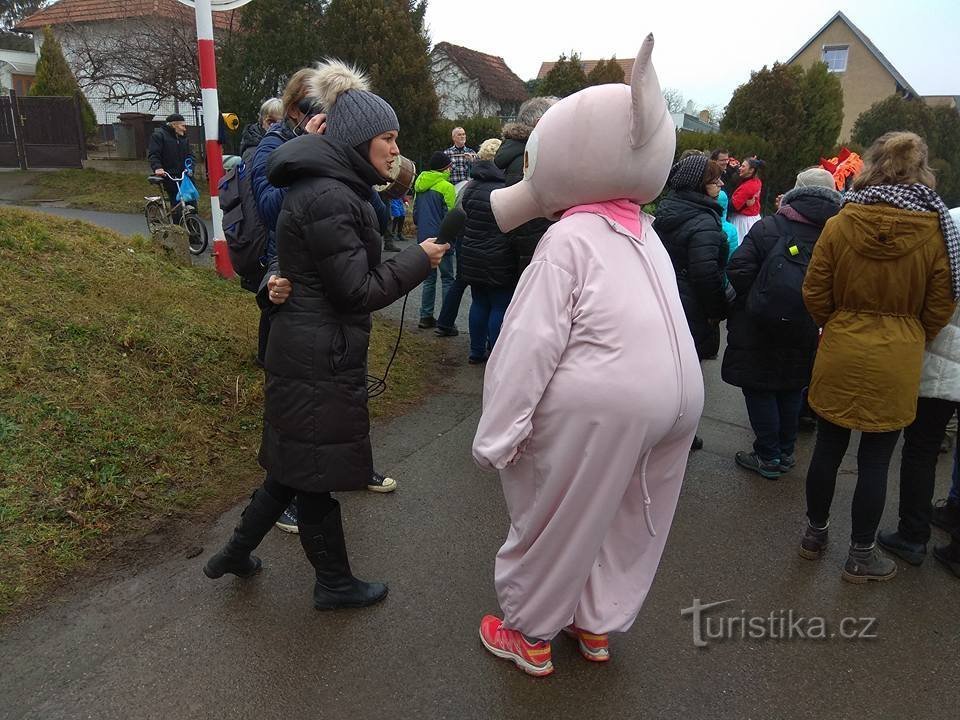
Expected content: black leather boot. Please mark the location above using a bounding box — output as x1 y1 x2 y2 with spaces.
203 488 288 579
299 500 388 609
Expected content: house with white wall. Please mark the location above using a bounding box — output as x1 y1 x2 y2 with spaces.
431 42 528 120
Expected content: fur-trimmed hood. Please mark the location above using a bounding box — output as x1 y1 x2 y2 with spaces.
501 122 533 142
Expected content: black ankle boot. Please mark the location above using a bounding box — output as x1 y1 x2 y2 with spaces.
204 488 288 579
299 500 388 609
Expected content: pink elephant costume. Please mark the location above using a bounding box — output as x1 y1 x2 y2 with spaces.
473 36 704 676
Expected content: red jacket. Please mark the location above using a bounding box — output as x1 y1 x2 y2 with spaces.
731 177 762 216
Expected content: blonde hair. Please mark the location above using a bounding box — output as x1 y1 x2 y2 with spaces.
853 131 936 190
281 67 320 118
477 138 501 161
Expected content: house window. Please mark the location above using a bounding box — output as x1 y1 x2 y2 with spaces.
822 45 848 73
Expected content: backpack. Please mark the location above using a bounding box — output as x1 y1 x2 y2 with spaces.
745 216 815 331
219 154 269 292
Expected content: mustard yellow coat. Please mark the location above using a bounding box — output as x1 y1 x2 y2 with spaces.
802 203 955 431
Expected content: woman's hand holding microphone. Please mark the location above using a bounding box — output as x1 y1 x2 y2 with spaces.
420 240 450 268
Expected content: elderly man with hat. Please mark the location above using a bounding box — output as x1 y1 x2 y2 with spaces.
147 113 196 221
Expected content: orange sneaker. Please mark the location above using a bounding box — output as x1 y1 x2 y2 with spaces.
479 615 554 677
563 625 610 662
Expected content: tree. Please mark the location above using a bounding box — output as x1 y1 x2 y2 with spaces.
523 78 540 96
322 0 438 166
538 52 587 98
722 61 843 204
662 87 685 114
585 56 624 86
218 0 326 124
0 0 46 32
29 26 96 137
853 95 960 205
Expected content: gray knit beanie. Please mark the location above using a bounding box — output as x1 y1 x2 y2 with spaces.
309 59 399 149
327 89 399 149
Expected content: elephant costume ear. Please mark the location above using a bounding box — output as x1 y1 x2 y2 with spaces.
630 34 668 149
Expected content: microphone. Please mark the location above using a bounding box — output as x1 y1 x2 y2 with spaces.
435 207 465 244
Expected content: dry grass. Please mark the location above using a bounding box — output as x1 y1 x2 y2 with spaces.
0 207 434 616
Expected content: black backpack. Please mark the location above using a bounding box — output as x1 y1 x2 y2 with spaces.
745 216 815 330
219 151 269 292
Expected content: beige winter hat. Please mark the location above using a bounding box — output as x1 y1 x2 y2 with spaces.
794 167 836 189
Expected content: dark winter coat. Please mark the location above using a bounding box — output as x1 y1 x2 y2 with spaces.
147 124 193 177
239 122 266 157
458 161 515 288
653 189 729 359
494 122 553 275
259 135 431 492
721 186 842 391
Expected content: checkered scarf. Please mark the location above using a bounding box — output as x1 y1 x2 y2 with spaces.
844 183 960 299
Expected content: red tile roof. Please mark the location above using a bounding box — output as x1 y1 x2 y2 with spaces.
537 57 635 83
434 42 528 103
18 0 239 32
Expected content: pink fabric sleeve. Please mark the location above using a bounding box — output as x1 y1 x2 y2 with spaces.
472 260 576 470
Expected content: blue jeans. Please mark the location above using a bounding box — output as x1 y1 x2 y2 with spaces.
436 276 468 330
468 284 513 360
742 388 804 461
952 440 960 503
420 251 455 320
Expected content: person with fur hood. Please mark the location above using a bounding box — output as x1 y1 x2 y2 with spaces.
799 131 956 584
203 60 448 610
472 36 703 677
722 167 842 479
877 206 960 577
494 96 558 275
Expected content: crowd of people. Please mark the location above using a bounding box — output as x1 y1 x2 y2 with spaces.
197 41 960 680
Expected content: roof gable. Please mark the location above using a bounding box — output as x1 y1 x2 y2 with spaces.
433 42 528 103
537 57 635 82
18 0 238 32
786 11 919 97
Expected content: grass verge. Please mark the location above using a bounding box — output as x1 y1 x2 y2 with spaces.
0 207 433 616
29 168 212 217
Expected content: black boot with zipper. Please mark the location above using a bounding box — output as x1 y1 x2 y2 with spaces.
204 488 288 579
299 500 388 609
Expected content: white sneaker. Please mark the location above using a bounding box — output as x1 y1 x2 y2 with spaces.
367 471 397 493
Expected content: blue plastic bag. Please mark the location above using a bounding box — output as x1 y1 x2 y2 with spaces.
177 174 200 203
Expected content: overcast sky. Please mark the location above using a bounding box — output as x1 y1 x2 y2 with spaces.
424 0 959 110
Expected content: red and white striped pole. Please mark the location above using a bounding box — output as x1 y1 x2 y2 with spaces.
185 0 249 279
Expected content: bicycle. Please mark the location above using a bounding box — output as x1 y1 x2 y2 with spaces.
144 164 209 256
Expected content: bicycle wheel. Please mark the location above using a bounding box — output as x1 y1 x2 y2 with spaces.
144 200 166 234
183 214 209 255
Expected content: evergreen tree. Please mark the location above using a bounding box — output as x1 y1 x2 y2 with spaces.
523 78 540 96
218 0 326 125
538 52 587 98
586 56 625 86
322 0 438 164
722 61 843 203
29 26 96 138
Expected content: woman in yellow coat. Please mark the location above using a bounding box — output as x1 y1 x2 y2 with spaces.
799 131 958 583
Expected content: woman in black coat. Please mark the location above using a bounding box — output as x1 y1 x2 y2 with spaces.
458 140 515 363
204 62 448 610
653 154 730 361
722 170 841 478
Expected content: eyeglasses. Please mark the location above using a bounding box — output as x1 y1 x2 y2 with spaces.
707 178 724 187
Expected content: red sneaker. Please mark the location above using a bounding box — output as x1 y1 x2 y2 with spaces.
562 625 610 662
479 615 554 677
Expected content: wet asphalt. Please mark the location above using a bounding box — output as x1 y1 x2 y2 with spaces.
1 237 958 720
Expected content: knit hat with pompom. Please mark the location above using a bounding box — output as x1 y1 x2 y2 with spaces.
309 59 398 149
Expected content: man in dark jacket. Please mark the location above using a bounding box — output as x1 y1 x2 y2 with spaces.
494 96 558 275
147 113 195 221
722 169 842 478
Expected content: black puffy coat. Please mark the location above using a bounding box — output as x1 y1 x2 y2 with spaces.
494 123 553 275
260 135 431 492
458 161 515 288
653 190 729 359
147 124 193 176
721 185 841 391
239 122 265 157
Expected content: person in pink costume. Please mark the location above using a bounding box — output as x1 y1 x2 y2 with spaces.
473 35 705 677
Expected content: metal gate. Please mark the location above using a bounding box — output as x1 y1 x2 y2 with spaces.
0 91 86 170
